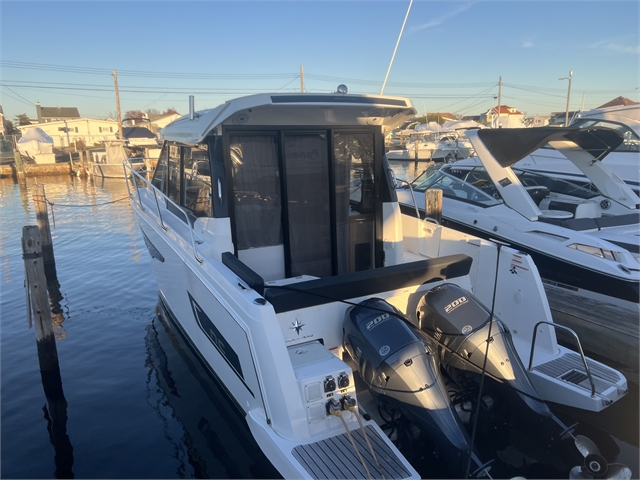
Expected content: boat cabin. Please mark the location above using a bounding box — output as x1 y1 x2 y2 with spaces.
149 93 416 282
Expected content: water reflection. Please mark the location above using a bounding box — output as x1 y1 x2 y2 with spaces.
144 300 281 479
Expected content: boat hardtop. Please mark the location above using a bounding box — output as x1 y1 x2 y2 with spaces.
161 92 416 145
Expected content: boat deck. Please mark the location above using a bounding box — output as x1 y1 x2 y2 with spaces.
292 425 412 480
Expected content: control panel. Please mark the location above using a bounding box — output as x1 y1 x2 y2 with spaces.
288 341 358 436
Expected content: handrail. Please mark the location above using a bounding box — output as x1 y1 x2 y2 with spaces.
124 162 203 264
394 176 421 220
528 321 596 397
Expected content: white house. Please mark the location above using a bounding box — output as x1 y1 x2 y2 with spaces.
17 118 119 148
480 105 525 127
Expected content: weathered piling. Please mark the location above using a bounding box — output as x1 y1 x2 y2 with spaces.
33 184 58 282
14 149 25 181
22 225 75 478
425 188 443 223
414 139 419 168
22 226 60 373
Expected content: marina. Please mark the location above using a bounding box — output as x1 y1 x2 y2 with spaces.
0 167 638 478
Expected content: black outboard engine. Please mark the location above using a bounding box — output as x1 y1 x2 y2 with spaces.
416 283 552 419
416 283 626 478
343 297 490 478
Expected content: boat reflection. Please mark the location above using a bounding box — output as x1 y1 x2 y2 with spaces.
144 299 281 479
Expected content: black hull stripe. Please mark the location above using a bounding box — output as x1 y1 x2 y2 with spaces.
400 204 640 304
158 293 248 416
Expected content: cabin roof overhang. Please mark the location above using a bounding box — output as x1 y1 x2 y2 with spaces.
160 93 417 144
475 126 624 167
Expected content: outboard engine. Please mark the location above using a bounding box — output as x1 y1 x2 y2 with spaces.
343 297 491 478
416 283 551 419
416 283 629 479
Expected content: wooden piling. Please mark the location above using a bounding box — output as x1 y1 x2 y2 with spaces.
425 188 443 223
22 226 75 477
14 150 25 181
22 226 60 372
414 140 419 168
33 184 58 282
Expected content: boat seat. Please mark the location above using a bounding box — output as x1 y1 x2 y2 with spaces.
263 254 473 313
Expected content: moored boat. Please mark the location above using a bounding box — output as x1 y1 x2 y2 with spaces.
125 90 630 479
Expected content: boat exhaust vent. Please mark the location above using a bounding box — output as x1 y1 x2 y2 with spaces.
189 95 195 120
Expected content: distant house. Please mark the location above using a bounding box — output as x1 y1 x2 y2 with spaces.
35 103 81 123
480 105 524 127
149 113 181 133
17 118 119 148
596 96 638 109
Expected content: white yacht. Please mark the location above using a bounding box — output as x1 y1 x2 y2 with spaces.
397 127 640 380
387 129 474 162
514 105 640 194
126 91 629 479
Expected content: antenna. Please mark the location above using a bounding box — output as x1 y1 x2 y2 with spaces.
380 0 413 96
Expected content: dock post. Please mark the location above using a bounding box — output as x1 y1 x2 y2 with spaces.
68 152 74 175
22 225 75 477
22 226 60 374
14 149 25 182
414 140 419 168
425 188 442 223
33 184 58 282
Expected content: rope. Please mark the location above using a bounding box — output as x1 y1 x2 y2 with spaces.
335 410 374 480
43 195 130 208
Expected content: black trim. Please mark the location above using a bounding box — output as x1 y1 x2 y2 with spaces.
221 252 265 296
264 254 473 313
270 95 408 107
187 291 254 398
400 204 639 303
157 293 247 417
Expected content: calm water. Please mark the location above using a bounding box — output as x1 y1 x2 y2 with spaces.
0 174 637 479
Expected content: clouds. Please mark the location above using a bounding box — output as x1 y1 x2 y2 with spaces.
589 36 640 55
522 41 534 48
408 3 474 33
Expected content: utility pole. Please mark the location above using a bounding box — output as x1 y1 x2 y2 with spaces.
559 70 573 126
496 76 502 128
112 70 124 142
300 65 305 93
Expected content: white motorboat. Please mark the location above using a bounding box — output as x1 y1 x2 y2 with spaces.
387 129 474 162
125 91 629 479
514 105 640 194
91 141 147 178
397 127 640 380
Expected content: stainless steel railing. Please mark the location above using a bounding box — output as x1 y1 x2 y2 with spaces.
124 161 203 264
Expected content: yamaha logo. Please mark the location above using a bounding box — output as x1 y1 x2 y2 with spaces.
444 296 468 314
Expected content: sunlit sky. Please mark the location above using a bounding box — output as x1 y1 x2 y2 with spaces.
1 1 638 122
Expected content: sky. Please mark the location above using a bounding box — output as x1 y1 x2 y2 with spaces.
1 1 638 123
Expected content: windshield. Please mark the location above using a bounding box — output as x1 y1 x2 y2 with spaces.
411 166 502 207
571 118 639 152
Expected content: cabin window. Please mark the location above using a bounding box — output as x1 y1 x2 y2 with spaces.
183 144 212 217
283 133 332 278
226 127 382 280
334 132 376 273
167 144 182 205
230 135 283 249
151 144 169 192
